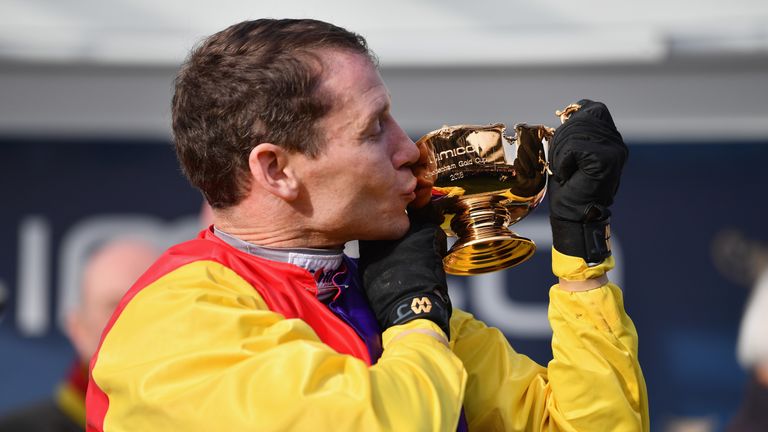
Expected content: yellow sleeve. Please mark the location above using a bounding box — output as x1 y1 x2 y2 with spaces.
449 249 649 431
92 260 466 432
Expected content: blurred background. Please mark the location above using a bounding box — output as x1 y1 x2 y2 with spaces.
1 1 768 431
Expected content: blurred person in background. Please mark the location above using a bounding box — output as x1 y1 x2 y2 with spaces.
0 238 158 431
86 19 648 431
728 249 768 431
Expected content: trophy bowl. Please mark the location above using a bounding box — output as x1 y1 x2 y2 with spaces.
416 123 553 275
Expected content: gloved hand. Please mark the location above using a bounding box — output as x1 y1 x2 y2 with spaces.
548 99 628 263
358 208 452 339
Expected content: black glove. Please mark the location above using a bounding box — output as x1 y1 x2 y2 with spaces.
548 99 628 263
358 209 452 339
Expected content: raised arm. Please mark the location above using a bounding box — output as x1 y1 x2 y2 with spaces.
452 100 648 431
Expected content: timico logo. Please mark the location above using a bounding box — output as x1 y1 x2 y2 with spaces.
437 145 478 161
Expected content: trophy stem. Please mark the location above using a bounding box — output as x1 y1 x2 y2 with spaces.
443 195 536 275
450 196 509 241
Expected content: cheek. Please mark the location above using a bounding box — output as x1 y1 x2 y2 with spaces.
361 143 397 171
354 161 391 195
335 150 400 207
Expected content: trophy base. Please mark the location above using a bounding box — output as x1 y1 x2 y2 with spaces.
443 233 536 276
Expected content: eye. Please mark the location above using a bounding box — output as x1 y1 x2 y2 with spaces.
372 119 382 133
367 116 385 138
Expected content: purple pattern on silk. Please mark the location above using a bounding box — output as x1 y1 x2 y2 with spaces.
326 257 383 363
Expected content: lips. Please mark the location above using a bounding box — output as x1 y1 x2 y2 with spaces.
410 180 433 208
402 176 417 195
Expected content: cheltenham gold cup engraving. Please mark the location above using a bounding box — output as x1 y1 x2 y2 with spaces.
416 123 552 275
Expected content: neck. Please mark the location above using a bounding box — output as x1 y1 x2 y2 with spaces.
214 227 344 273
213 198 345 249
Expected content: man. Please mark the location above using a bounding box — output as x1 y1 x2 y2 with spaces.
729 259 768 431
86 19 649 431
0 238 157 431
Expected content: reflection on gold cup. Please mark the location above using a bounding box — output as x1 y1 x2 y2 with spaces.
416 123 552 275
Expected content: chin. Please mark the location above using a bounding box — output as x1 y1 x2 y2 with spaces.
366 214 409 240
392 221 410 238
393 211 411 233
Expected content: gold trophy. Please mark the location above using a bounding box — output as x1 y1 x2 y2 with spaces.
416 122 553 275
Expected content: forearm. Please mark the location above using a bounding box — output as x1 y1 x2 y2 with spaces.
449 310 551 430
548 284 648 431
547 250 649 431
372 320 467 430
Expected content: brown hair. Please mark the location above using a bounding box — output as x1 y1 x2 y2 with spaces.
172 19 374 208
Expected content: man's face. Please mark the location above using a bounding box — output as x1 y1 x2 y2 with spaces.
289 50 420 245
68 240 158 363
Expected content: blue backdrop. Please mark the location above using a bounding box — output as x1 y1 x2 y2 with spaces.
2 138 767 431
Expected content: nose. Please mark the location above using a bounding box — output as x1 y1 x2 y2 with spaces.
392 121 419 169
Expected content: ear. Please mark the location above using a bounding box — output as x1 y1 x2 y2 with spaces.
248 144 300 201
